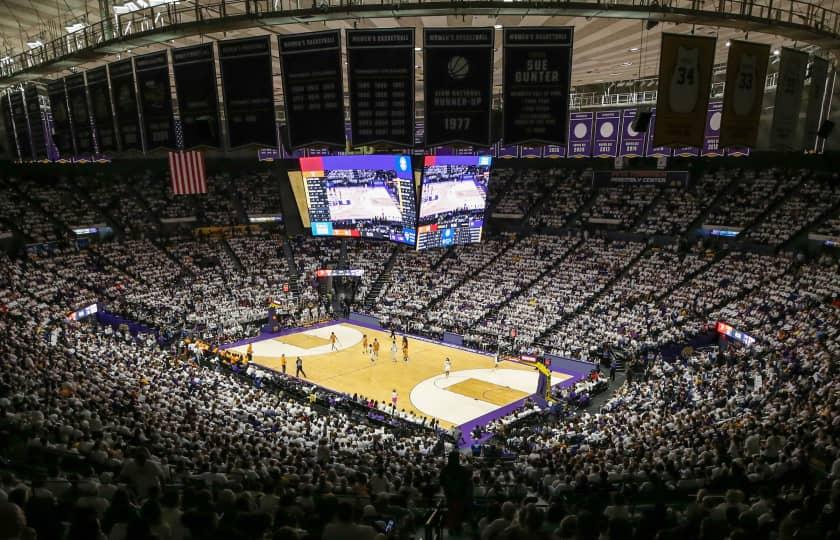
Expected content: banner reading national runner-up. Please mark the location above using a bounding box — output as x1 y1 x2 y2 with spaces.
424 28 494 148
346 28 415 148
280 30 345 149
502 27 573 146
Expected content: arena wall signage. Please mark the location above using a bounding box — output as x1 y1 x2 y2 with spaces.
719 40 769 149
279 30 345 149
9 90 32 161
109 58 142 152
172 43 221 148
591 170 689 188
219 36 276 148
423 28 494 147
85 66 118 153
65 73 94 156
502 27 573 146
770 47 808 150
593 110 620 158
653 33 716 148
346 28 415 148
47 78 76 157
23 85 48 160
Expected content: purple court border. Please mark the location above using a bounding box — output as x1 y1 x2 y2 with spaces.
221 319 589 448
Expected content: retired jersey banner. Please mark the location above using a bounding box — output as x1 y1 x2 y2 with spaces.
702 101 723 157
646 109 672 158
66 74 94 155
346 28 414 148
9 91 32 160
544 144 566 158
567 112 593 157
24 85 48 160
424 28 494 147
719 40 769 149
86 66 117 153
594 111 620 158
109 59 142 152
135 52 175 150
653 33 716 147
47 78 74 158
619 109 646 158
802 55 829 151
279 31 345 149
770 48 808 150
502 27 573 145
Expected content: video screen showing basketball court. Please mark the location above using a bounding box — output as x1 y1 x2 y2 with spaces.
224 320 586 431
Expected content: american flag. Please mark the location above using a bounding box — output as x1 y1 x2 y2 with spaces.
169 150 207 195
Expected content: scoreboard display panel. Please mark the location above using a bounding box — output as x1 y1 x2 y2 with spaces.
417 155 492 250
302 154 417 246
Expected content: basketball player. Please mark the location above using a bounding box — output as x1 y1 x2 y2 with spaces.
391 389 398 410
281 353 287 374
390 338 398 362
494 351 501 371
372 338 380 361
362 334 369 359
330 331 338 351
444 358 452 378
402 336 409 363
295 356 307 378
246 343 253 363
369 343 375 363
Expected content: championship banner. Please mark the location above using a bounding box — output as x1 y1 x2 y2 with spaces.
424 28 494 147
567 112 593 157
498 144 519 158
279 31 344 149
619 109 646 157
1 94 19 160
653 33 716 147
66 74 94 155
594 111 620 158
346 28 414 147
770 47 809 150
219 36 276 148
86 66 116 153
726 146 751 157
109 59 142 152
520 145 543 158
172 44 221 148
802 55 829 151
646 109 672 158
502 27 573 145
10 91 32 160
23 85 48 160
592 170 689 188
702 101 723 157
544 144 566 158
47 78 74 157
134 51 175 150
719 40 769 149
673 145 700 157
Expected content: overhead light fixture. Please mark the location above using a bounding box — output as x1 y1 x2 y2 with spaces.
628 47 640 52
65 22 86 33
726 40 731 47
774 49 781 55
494 24 503 29
414 46 422 51
621 62 633 66
26 40 43 49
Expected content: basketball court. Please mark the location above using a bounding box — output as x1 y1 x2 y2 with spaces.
224 321 579 428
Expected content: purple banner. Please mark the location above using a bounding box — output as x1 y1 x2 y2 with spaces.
646 109 672 158
702 101 723 157
498 144 519 158
594 111 620 158
520 145 543 158
544 144 566 158
567 112 593 158
673 145 700 157
726 147 751 157
619 109 646 158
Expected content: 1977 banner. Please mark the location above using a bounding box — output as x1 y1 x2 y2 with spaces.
502 27 573 146
424 28 494 147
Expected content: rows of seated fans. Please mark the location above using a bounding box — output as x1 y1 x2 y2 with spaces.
634 172 733 236
528 171 590 229
704 170 802 229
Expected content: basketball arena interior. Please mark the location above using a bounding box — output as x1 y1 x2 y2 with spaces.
0 0 839 539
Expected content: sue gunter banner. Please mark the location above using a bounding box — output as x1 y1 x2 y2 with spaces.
719 40 770 149
770 47 809 150
653 33 716 148
502 27 573 146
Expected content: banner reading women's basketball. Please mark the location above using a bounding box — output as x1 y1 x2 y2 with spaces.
653 33 716 147
502 27 573 146
770 48 808 150
424 28 494 147
719 40 770 149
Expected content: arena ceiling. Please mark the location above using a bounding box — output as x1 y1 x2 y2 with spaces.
0 0 832 91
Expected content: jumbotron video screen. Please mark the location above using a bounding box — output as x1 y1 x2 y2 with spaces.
417 155 492 250
301 155 417 245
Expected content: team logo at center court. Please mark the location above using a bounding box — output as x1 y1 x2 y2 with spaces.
669 46 700 113
448 56 470 80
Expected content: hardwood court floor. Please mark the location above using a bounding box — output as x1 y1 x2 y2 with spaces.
243 322 535 428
